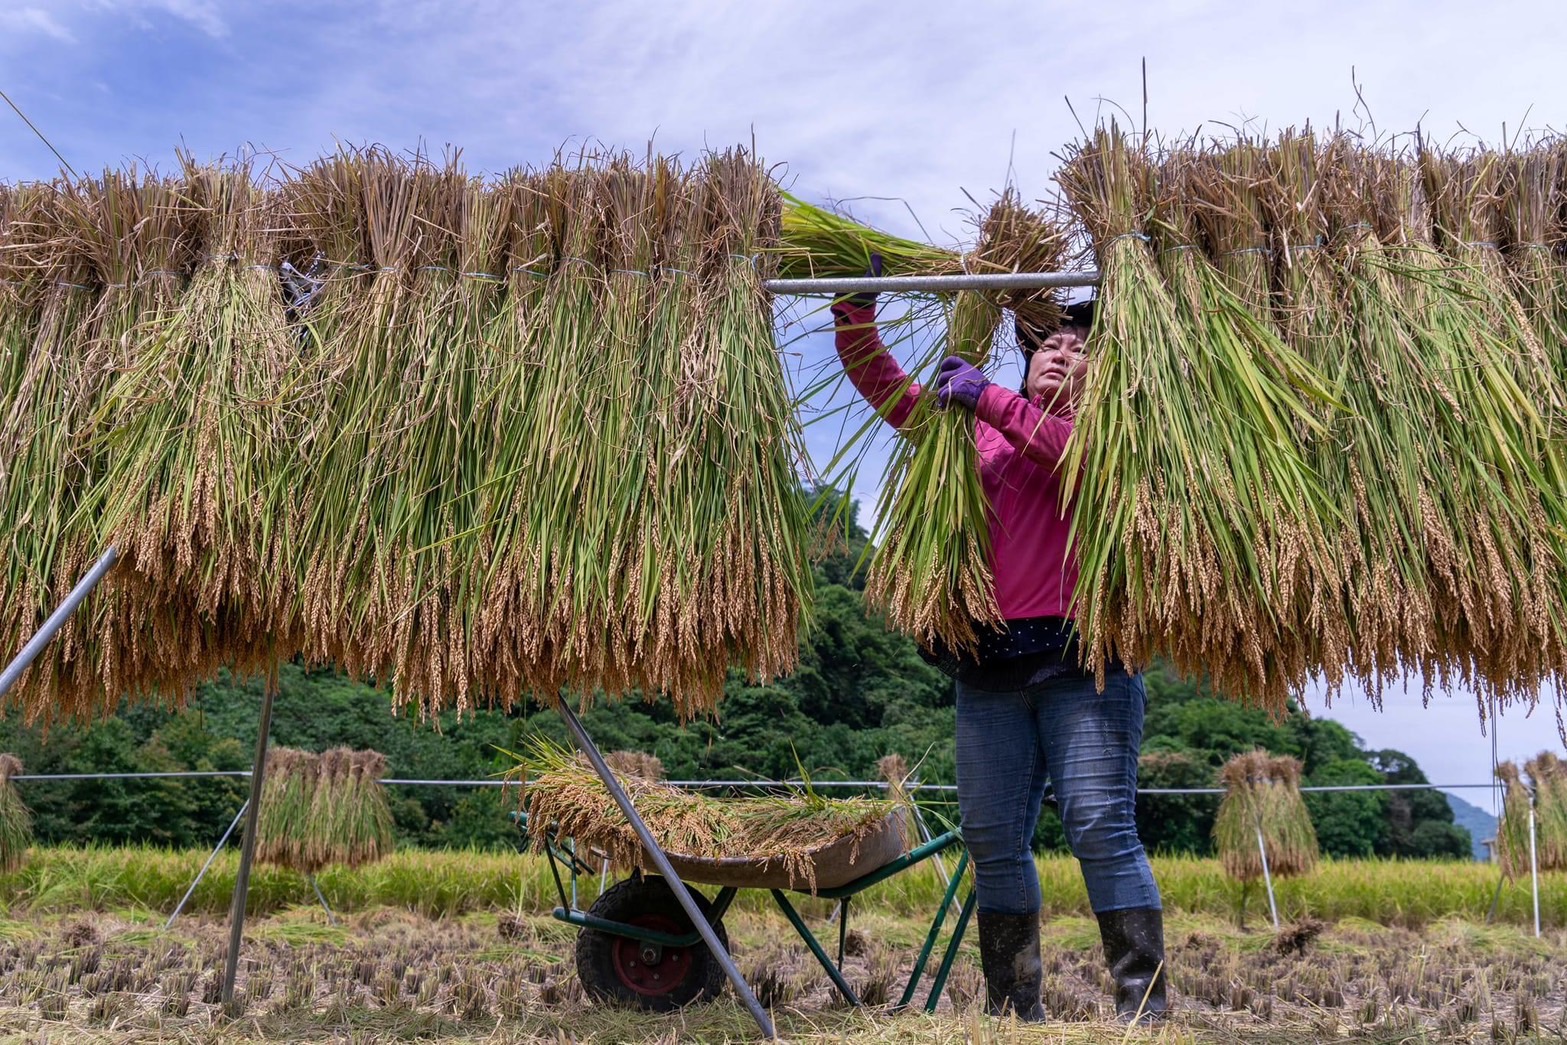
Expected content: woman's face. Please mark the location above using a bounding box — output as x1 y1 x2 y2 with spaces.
1026 327 1089 409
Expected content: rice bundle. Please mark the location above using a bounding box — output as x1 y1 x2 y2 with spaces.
1494 760 1536 879
1213 750 1318 882
603 750 665 782
0 753 31 874
1058 128 1336 702
1523 752 1567 873
862 194 1068 653
518 737 898 892
256 746 394 873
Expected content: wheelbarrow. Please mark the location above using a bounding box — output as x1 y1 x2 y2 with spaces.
528 810 977 1013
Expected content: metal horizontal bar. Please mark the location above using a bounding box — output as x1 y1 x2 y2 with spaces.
762 270 1101 295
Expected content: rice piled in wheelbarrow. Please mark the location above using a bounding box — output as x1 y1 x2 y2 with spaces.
517 738 906 893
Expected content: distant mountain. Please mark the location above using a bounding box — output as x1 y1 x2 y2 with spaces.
1446 793 1497 862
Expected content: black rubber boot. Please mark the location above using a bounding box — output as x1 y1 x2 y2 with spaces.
975 911 1046 1021
1096 907 1168 1023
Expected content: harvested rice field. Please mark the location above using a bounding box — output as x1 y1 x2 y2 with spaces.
0 862 1562 1042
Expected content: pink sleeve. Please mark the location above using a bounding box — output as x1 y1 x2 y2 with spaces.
832 301 920 429
974 384 1073 465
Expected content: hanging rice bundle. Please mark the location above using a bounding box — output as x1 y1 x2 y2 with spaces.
1213 750 1318 882
862 194 1067 654
257 746 394 873
1144 150 1337 703
1500 144 1567 395
0 754 31 874
518 736 900 892
1058 129 1336 707
1416 149 1567 695
83 163 297 700
1523 752 1567 873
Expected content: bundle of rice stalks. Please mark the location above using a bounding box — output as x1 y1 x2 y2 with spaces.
1494 760 1535 879
1500 144 1567 394
603 750 665 782
517 736 898 892
1057 128 1336 705
1213 750 1318 882
773 195 958 279
0 170 206 719
0 146 815 723
256 746 394 874
875 752 921 845
1522 752 1567 873
862 193 1068 654
0 753 31 874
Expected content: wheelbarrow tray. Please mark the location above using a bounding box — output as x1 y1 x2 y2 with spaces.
651 809 908 891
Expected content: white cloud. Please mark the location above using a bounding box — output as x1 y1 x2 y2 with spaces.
87 0 228 37
0 7 77 43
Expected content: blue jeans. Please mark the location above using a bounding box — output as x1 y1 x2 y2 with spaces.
956 669 1161 916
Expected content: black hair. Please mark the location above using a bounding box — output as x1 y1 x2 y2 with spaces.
1016 298 1096 367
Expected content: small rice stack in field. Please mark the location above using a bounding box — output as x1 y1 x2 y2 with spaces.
863 193 1067 654
0 754 31 873
1494 760 1536 879
257 746 394 873
1213 750 1318 882
256 748 321 873
1523 752 1567 872
519 737 900 892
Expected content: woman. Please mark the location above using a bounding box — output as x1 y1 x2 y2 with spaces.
831 283 1167 1024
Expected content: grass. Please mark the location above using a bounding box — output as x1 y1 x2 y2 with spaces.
0 847 1561 931
0 898 1560 1042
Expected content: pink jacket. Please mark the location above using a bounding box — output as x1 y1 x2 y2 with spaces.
834 302 1079 620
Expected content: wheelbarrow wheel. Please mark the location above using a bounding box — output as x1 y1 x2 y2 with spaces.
575 875 728 1011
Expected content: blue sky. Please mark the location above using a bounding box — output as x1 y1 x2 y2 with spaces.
4 0 1567 811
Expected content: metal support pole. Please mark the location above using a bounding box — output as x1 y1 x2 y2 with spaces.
1528 790 1541 939
762 270 1101 295
221 681 277 1008
0 546 119 700
308 875 337 927
166 800 249 929
556 700 775 1040
1249 791 1281 931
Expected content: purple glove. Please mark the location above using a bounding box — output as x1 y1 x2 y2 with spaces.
934 355 989 411
830 253 884 316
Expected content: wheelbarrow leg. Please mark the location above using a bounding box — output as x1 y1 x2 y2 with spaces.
771 889 860 1007
557 700 776 1040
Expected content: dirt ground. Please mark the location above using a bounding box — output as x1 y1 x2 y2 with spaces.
0 901 1562 1043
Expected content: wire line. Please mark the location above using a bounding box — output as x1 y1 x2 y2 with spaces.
0 87 78 178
